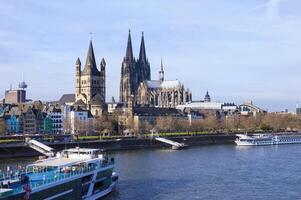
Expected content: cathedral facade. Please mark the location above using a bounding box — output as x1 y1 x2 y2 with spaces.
137 60 192 108
119 30 192 108
119 30 151 103
75 40 106 116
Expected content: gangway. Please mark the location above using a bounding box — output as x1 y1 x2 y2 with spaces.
154 137 188 150
26 139 55 157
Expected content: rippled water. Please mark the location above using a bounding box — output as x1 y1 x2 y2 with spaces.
2 144 301 200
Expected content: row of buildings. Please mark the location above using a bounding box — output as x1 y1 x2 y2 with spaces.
0 31 267 135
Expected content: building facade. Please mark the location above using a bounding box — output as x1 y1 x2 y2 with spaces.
119 31 192 108
69 107 92 135
4 89 26 104
119 31 151 103
46 106 64 134
5 114 20 134
75 40 106 117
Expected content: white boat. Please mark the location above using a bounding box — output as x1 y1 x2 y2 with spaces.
235 133 301 146
0 140 118 200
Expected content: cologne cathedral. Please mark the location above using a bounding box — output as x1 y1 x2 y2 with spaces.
119 30 192 108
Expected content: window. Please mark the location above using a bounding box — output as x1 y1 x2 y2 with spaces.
93 181 104 193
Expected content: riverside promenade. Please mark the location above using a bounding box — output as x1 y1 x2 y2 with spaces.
0 134 236 159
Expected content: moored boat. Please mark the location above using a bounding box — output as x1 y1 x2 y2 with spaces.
0 140 118 200
235 133 301 146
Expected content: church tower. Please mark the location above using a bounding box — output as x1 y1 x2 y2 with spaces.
75 40 106 116
120 30 136 103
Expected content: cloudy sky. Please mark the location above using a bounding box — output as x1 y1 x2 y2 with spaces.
0 0 300 111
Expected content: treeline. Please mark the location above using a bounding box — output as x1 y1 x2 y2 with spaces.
141 113 301 134
1 113 301 136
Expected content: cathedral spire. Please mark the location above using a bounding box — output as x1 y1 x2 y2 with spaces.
139 31 147 63
160 58 164 71
159 58 164 82
125 29 133 60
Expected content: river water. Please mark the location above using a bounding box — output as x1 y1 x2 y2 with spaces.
1 144 301 200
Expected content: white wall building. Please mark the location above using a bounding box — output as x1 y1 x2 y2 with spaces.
46 106 64 134
69 108 92 135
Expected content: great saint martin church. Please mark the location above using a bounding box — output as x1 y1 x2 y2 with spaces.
74 40 106 116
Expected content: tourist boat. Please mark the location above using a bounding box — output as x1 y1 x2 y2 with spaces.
0 140 118 200
235 133 301 146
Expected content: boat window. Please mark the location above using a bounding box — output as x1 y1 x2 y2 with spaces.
93 180 104 193
81 184 90 196
82 174 93 184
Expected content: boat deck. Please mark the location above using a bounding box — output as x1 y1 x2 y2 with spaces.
0 162 114 198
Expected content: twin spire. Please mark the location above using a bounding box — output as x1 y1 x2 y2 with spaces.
125 30 134 60
139 32 147 63
125 29 147 63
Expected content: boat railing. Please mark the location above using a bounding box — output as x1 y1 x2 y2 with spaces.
0 165 97 196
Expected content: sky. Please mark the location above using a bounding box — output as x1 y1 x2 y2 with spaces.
0 0 301 111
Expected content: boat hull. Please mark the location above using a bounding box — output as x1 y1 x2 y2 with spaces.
2 179 117 200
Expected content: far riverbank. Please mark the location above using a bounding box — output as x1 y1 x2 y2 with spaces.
0 134 235 159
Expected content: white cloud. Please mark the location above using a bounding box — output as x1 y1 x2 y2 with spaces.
266 0 284 20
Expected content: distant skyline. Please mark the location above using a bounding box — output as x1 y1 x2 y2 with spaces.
0 0 301 111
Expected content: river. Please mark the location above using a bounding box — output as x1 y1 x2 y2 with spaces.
1 144 301 199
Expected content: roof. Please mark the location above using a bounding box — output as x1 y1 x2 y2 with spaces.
133 107 184 117
73 99 86 106
176 102 223 110
46 105 62 113
82 40 100 76
146 80 161 88
59 94 75 106
161 80 182 89
30 157 88 167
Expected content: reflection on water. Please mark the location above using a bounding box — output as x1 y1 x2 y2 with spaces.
2 144 301 200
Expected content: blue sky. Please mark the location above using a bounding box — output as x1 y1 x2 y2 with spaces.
0 0 301 111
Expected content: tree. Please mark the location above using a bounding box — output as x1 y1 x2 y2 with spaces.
201 115 219 131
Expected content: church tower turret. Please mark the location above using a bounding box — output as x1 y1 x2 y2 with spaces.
100 58 106 104
75 58 81 99
159 58 164 82
204 91 211 102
